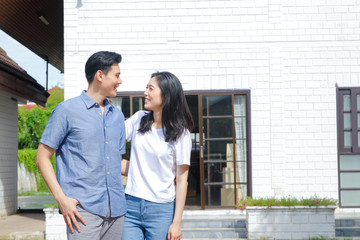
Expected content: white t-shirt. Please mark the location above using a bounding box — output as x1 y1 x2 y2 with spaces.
125 110 192 203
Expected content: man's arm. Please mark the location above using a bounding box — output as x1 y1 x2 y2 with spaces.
36 143 86 233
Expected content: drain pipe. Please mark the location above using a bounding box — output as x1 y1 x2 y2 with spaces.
46 56 49 92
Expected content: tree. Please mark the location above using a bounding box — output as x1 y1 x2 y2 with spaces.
18 86 64 149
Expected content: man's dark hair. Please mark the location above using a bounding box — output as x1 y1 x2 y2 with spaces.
85 51 122 84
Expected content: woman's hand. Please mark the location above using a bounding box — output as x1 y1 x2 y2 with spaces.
167 222 181 240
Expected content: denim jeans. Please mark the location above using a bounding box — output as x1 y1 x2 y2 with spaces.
121 194 175 240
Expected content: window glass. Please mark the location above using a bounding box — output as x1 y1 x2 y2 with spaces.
234 95 246 117
340 155 360 170
112 92 250 208
202 95 232 116
203 118 233 139
341 191 360 206
111 97 130 118
338 89 360 208
205 183 245 207
204 140 233 162
204 162 226 184
340 173 360 188
343 94 351 111
344 113 352 129
132 97 144 114
344 131 352 148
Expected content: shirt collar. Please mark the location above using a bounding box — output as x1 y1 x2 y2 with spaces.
81 90 97 109
104 98 114 111
80 90 114 111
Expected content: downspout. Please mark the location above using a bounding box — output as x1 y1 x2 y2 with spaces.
46 56 49 92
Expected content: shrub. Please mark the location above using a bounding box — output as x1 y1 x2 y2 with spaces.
18 148 56 192
235 195 338 210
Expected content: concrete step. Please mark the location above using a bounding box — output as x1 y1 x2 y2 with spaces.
182 227 247 239
182 216 246 229
181 210 246 239
336 218 360 237
336 218 360 227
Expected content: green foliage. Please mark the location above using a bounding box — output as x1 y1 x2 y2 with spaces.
18 148 56 193
18 191 52 196
235 196 338 210
46 86 64 109
18 149 38 172
308 238 352 240
44 203 59 209
18 86 64 149
17 87 62 193
18 106 48 149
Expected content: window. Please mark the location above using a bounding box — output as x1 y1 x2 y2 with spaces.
110 90 252 209
110 94 145 119
337 88 360 207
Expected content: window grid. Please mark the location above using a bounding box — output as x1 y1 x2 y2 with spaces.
337 87 360 208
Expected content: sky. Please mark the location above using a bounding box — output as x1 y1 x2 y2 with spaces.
0 29 64 89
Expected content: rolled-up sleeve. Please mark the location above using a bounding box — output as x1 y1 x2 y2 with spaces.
40 104 68 150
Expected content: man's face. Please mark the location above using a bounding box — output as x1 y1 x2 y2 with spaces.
101 63 121 97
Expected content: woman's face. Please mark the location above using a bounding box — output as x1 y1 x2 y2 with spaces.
144 77 163 112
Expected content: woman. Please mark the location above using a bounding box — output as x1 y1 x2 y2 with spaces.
121 71 194 240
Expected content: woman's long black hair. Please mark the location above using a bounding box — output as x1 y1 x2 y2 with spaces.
138 71 194 142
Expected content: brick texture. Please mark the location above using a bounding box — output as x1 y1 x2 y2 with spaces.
64 0 360 200
0 90 18 216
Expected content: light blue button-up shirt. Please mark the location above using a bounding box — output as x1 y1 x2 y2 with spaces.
40 91 126 217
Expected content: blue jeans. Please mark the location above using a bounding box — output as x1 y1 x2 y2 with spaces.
121 194 175 240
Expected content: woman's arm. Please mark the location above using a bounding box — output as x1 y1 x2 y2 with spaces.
167 164 189 240
121 158 130 176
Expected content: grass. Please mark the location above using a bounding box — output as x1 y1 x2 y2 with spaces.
44 202 59 209
235 195 338 210
18 191 52 196
308 238 353 240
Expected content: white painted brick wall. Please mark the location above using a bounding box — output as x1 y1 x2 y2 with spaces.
44 208 67 240
0 90 18 216
64 0 360 200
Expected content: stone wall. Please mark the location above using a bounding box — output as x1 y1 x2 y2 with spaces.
247 206 336 239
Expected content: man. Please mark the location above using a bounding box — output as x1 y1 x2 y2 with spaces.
36 51 126 239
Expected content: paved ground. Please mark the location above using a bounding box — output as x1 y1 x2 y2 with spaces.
0 195 54 239
0 213 45 239
1 196 360 239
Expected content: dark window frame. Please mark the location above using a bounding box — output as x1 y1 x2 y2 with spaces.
114 89 252 209
337 87 360 208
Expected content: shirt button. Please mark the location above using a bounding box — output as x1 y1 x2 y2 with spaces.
106 157 109 159
107 172 110 175
99 113 101 115
105 141 108 144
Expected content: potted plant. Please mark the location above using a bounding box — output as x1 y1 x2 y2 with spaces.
236 196 338 240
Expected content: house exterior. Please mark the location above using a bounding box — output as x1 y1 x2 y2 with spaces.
64 0 360 209
0 47 49 216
